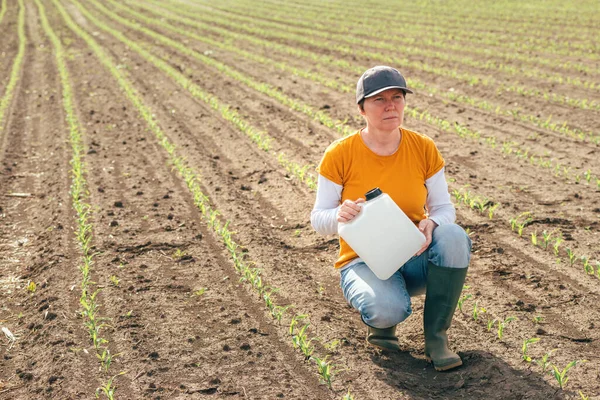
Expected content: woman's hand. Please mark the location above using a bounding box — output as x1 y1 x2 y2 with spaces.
337 198 365 223
416 219 438 256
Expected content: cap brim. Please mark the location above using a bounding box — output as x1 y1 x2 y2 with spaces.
364 86 414 98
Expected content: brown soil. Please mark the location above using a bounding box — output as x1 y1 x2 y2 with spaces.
1 1 599 399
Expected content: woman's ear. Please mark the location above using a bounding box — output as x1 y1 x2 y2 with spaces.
357 104 366 116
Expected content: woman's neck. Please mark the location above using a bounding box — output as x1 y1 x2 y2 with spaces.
361 126 402 156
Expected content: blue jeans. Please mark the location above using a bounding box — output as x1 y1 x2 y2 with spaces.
340 223 472 329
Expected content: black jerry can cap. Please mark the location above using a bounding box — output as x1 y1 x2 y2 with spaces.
365 187 383 201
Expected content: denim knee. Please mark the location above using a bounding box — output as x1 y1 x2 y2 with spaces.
340 263 413 328
428 224 471 268
362 299 412 329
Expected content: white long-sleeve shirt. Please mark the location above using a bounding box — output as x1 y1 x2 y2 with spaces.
310 167 455 235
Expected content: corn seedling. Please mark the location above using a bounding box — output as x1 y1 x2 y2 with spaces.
311 355 334 388
579 391 589 400
522 337 540 362
342 389 355 400
323 339 343 353
193 288 207 297
550 360 586 390
172 248 187 259
531 231 538 246
95 371 126 400
109 275 119 287
497 316 517 340
26 281 36 293
533 315 544 324
290 314 308 335
566 248 576 267
579 256 592 274
271 305 292 323
97 348 120 373
553 236 563 256
535 349 556 373
457 293 472 313
292 322 314 359
487 203 499 219
472 301 486 322
542 230 552 250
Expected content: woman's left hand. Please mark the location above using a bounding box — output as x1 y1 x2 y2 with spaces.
415 219 438 256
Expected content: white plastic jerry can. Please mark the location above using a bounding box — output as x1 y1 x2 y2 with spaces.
338 188 426 280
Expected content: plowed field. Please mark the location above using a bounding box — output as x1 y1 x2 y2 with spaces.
1 0 599 399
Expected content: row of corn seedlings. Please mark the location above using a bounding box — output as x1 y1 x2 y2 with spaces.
53 0 348 392
508 213 600 280
0 0 25 136
405 108 599 191
191 2 600 92
153 0 599 111
451 181 599 281
265 0 599 59
226 0 598 64
36 0 122 398
522 337 586 391
111 0 598 147
458 288 588 392
119 0 599 190
72 0 318 190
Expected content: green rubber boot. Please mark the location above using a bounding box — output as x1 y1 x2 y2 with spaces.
366 324 399 351
424 263 468 371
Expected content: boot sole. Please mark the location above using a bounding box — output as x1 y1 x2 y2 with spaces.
367 338 399 352
425 356 463 371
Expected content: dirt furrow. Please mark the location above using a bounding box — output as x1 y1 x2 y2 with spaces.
0 1 98 398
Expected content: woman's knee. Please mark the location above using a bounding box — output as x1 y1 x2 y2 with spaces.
429 224 472 268
361 297 412 328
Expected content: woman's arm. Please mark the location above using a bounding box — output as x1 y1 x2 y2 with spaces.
425 167 456 226
310 174 343 235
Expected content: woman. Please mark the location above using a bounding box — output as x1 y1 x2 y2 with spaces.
311 66 471 371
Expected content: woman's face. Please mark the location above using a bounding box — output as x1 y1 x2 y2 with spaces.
360 88 405 132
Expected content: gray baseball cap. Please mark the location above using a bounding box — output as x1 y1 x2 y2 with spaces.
356 66 413 104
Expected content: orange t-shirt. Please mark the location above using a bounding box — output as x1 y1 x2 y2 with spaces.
317 128 445 269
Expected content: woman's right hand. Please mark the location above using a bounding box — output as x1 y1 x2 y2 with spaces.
337 198 366 223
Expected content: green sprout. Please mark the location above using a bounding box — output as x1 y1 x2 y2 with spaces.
535 349 556 373
553 236 563 256
550 360 586 390
497 316 517 340
566 248 576 266
26 281 37 293
531 231 538 246
311 355 334 388
457 293 472 313
532 315 544 324
541 230 552 250
522 337 540 362
472 301 486 322
109 275 120 287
